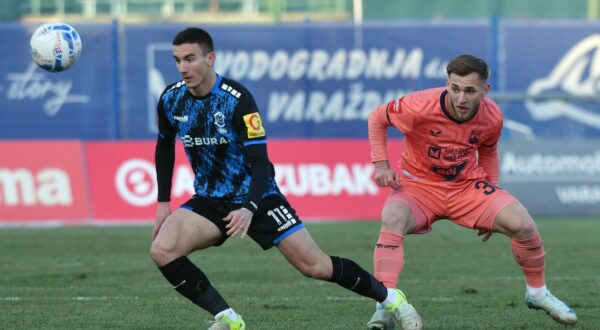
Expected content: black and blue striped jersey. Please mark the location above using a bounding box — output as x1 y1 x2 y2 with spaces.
155 74 281 209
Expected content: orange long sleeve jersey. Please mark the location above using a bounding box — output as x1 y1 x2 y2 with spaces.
368 87 502 185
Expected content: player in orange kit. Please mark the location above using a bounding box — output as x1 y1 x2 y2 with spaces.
366 55 577 330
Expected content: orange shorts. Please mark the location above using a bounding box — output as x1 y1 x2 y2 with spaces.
384 174 518 234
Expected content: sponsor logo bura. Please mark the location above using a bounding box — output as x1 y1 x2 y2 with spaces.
182 135 230 147
526 34 600 129
2 63 90 116
0 167 73 206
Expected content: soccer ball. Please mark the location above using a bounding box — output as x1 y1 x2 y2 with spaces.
30 22 82 72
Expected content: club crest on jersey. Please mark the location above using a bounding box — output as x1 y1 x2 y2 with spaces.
243 112 266 138
213 112 227 134
214 112 225 128
387 98 402 114
469 130 482 144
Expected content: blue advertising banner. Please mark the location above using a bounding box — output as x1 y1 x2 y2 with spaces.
0 23 117 139
3 21 600 141
499 21 600 140
123 22 490 139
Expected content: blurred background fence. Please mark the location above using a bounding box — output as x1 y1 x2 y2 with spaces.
1 0 600 223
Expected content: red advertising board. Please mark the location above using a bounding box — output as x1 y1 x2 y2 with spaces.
1 139 403 224
85 141 191 222
85 139 403 222
0 141 89 222
269 139 403 220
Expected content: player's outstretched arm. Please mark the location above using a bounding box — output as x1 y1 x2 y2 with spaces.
368 105 391 163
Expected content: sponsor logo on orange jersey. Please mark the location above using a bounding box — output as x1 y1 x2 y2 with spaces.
431 160 467 180
428 146 441 159
386 98 402 114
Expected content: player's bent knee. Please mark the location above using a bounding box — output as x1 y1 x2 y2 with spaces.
381 213 412 233
514 217 537 239
297 261 330 280
150 240 178 267
300 265 329 280
496 210 538 239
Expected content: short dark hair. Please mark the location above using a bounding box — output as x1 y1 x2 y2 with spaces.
172 27 214 55
446 55 489 81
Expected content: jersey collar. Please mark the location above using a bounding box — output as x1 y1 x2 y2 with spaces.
439 89 479 124
185 74 222 99
210 74 223 94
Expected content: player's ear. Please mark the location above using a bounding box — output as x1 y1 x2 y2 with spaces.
207 52 216 66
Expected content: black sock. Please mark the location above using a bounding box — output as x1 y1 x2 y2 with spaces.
158 256 229 316
328 256 388 302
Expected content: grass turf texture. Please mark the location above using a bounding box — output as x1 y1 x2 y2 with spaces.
0 219 598 329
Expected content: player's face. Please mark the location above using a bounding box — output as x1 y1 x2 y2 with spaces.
446 72 490 122
173 43 216 96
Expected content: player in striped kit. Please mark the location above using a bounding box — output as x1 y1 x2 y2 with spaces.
366 55 577 329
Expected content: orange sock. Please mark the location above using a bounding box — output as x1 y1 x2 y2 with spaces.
374 230 405 288
511 232 545 288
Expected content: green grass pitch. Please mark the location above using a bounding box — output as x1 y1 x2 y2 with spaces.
0 218 598 329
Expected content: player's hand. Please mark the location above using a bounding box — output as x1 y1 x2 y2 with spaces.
223 207 253 239
374 167 401 188
152 202 172 241
477 229 494 242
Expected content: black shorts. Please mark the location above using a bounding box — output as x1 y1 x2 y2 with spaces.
181 194 304 250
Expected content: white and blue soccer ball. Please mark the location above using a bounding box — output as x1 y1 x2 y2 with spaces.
30 22 82 72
